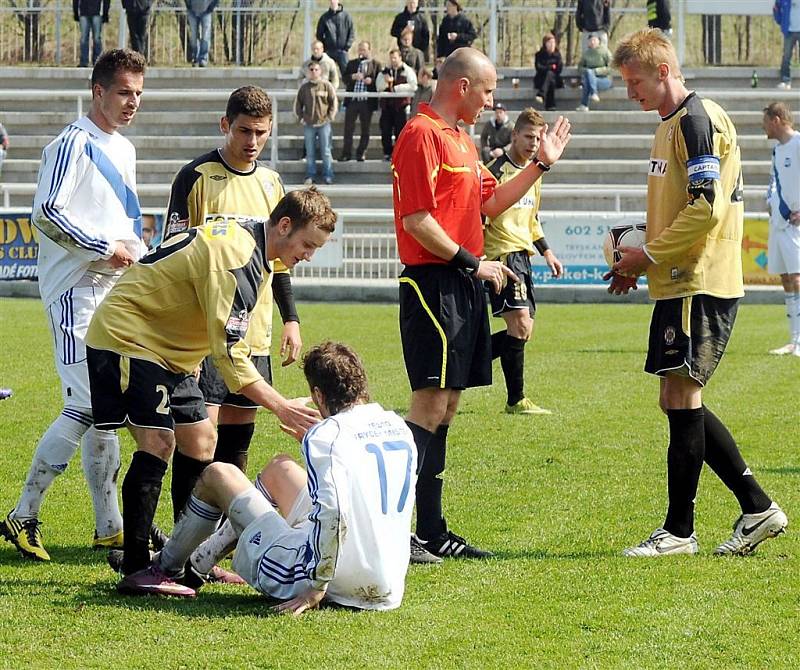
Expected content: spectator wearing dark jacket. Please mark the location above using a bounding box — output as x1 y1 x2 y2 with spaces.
122 0 152 57
647 0 672 37
575 0 610 50
185 0 218 67
390 0 430 61
340 41 381 162
74 0 110 67
399 28 425 74
316 0 354 79
774 0 799 89
533 32 563 111
436 0 477 58
377 49 417 160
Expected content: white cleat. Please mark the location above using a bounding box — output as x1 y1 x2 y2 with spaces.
713 502 788 556
768 343 796 356
623 528 699 557
776 81 792 90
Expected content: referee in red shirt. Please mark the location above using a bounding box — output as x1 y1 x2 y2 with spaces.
391 48 571 561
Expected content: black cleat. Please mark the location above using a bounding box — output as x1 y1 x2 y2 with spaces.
410 534 443 565
149 524 169 552
419 530 494 559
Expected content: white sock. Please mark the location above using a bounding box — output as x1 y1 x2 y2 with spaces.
159 495 222 575
190 520 239 575
81 426 123 539
12 409 90 520
786 292 800 344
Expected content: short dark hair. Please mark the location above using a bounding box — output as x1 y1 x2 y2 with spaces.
763 101 793 125
91 49 146 89
446 0 462 11
269 187 337 234
225 86 273 123
303 342 370 415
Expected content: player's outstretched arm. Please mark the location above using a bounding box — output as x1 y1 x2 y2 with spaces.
273 585 327 616
240 380 320 438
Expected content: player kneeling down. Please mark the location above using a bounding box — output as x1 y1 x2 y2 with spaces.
133 342 418 613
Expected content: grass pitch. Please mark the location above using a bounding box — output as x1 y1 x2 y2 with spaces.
0 297 798 669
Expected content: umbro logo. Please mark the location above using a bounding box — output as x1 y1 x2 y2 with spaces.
210 174 227 181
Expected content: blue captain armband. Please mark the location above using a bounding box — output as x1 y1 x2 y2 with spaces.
686 155 720 182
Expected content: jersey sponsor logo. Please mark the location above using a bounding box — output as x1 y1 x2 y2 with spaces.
226 309 251 336
513 195 536 209
648 158 668 177
203 213 269 226
686 155 720 182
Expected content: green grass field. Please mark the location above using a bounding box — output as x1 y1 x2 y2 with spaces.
0 297 798 669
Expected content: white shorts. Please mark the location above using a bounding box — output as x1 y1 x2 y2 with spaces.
231 487 314 601
45 282 113 409
768 224 800 275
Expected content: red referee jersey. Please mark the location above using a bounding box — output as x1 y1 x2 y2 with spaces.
391 103 497 266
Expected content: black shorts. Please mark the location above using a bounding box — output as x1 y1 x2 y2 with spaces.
399 264 492 391
198 354 273 408
644 294 739 387
487 250 536 317
87 347 208 431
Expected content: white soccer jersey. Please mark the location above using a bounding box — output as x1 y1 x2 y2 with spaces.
32 115 145 307
767 131 800 230
245 403 417 610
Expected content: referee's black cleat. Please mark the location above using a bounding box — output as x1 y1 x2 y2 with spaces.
410 534 443 565
419 530 494 559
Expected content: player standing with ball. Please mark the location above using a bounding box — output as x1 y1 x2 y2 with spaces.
608 29 787 557
391 47 571 562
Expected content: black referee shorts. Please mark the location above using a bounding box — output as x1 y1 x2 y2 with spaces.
399 264 492 391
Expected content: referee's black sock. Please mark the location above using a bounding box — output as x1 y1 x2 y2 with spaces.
500 335 526 406
491 330 507 360
663 408 705 538
415 424 448 541
121 451 167 575
405 420 433 476
213 423 255 474
171 451 212 523
702 406 771 514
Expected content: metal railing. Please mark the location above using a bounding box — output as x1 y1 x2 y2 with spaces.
0 1 790 68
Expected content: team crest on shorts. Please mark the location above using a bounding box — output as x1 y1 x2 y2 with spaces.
664 326 676 345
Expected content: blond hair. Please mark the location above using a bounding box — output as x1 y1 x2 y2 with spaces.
514 107 545 132
612 28 682 81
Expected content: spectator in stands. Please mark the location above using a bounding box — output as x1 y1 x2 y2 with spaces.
74 0 109 68
647 0 672 38
302 40 341 89
0 122 8 178
340 41 381 162
399 27 425 75
774 0 800 90
411 66 435 113
575 0 610 51
576 33 612 111
533 32 563 112
479 102 512 163
316 0 354 79
436 0 477 58
185 0 217 67
391 0 430 61
377 48 417 161
295 62 338 185
122 0 152 58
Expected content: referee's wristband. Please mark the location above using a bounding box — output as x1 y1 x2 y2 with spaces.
449 246 480 274
533 157 551 172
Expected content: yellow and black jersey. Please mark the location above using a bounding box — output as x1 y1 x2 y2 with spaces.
483 152 544 259
87 220 272 393
644 92 744 300
165 149 289 355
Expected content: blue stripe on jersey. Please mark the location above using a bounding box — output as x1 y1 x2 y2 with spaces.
686 154 720 182
62 408 93 427
187 496 222 521
772 147 793 221
83 140 142 237
41 126 109 254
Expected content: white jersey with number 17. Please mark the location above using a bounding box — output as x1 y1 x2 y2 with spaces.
302 402 417 610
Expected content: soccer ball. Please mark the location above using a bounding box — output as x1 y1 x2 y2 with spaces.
602 223 647 273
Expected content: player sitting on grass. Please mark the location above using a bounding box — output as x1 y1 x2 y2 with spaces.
484 107 564 416
142 342 418 613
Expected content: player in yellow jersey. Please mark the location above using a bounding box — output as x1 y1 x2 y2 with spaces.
484 108 563 415
164 86 302 527
85 188 336 594
608 29 787 557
